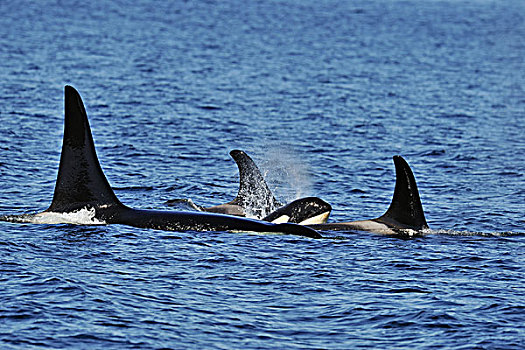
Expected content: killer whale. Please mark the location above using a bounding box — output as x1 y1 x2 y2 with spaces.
309 156 428 235
0 86 321 239
192 149 331 224
224 150 332 224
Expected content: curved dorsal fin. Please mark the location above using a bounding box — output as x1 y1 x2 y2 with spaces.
229 150 281 214
376 156 428 230
47 86 122 212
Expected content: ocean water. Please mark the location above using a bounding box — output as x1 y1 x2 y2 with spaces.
0 0 524 349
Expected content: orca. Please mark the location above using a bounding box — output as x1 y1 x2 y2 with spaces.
0 86 322 239
309 156 429 235
263 197 332 225
176 149 332 225
225 150 332 224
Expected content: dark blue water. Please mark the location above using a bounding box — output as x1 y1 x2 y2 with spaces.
1 0 524 348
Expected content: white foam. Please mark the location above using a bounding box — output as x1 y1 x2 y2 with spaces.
29 207 106 225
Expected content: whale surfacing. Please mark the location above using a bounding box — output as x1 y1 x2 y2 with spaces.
176 149 331 225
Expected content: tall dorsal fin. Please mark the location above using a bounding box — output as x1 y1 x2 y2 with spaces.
376 156 428 230
46 86 122 212
229 150 281 212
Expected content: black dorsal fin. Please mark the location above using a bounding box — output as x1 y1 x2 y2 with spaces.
229 150 281 212
46 86 122 212
376 156 428 230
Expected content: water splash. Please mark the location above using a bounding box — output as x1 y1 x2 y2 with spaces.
426 229 524 237
259 146 313 204
1 207 106 225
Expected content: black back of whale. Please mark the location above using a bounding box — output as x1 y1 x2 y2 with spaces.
45 86 321 239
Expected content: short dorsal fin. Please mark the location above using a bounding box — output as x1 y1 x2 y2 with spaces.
229 150 281 213
376 156 428 230
47 86 122 212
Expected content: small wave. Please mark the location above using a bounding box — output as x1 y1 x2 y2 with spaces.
387 287 431 293
428 229 524 237
112 186 154 191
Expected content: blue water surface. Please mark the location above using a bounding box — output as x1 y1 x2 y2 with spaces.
0 0 524 349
